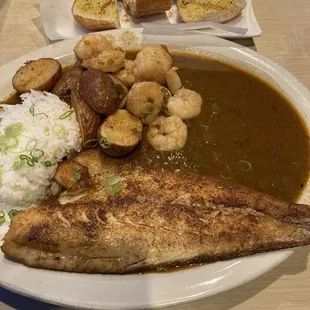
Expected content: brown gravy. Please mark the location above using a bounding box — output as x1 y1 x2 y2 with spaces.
126 51 310 202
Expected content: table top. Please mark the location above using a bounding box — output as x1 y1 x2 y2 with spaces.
1 0 310 309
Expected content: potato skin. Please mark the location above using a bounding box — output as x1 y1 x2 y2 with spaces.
108 74 128 109
97 110 143 157
71 89 102 144
12 58 62 93
52 67 83 100
79 69 119 115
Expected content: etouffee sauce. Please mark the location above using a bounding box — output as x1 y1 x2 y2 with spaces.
127 51 310 202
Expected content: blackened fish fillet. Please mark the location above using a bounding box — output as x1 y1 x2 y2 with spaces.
3 149 310 273
2 189 310 273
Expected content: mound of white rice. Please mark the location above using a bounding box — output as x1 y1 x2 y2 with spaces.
0 90 81 206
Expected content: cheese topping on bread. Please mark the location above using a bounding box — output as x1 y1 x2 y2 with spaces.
72 0 120 30
177 0 246 23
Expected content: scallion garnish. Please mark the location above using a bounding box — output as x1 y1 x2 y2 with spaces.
156 266 168 273
0 135 18 148
83 139 98 148
13 158 25 171
29 106 48 118
106 175 122 186
0 217 4 225
40 160 52 167
0 210 5 218
73 165 81 181
99 137 111 149
105 175 122 195
4 123 23 137
8 209 20 219
25 139 37 151
59 110 73 119
140 102 154 115
52 124 65 137
20 154 35 167
30 148 44 160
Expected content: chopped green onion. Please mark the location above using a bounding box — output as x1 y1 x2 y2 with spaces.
25 139 37 151
59 110 73 119
271 181 285 191
0 217 4 226
73 165 81 181
20 154 35 167
105 175 122 195
83 139 98 148
13 158 25 171
52 124 65 137
156 266 168 273
106 175 122 186
30 149 44 160
99 137 111 149
41 160 52 167
0 210 4 218
105 182 122 195
0 135 18 148
8 209 20 219
140 102 154 115
29 106 48 118
0 118 2 123
4 123 23 137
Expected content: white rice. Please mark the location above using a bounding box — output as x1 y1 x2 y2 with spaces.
0 90 81 206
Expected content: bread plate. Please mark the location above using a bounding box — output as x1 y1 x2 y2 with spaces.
0 29 309 309
40 0 262 40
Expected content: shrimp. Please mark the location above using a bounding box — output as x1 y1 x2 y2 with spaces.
112 60 136 88
167 88 203 120
166 67 182 95
82 49 125 73
134 45 173 85
126 82 164 124
136 45 173 71
74 34 111 60
147 115 188 152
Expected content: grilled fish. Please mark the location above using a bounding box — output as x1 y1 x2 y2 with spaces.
2 149 310 274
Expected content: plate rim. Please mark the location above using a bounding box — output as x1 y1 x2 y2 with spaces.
1 29 309 310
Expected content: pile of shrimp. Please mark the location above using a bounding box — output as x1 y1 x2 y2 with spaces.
74 34 203 152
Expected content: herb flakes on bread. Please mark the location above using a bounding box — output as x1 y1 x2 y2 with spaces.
177 0 246 23
72 0 120 31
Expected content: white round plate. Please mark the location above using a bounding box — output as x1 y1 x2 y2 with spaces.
1 29 310 310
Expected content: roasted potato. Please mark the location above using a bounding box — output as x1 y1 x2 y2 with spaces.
12 58 62 93
79 69 119 115
97 110 143 157
52 67 83 100
54 160 93 195
71 89 102 145
108 74 128 108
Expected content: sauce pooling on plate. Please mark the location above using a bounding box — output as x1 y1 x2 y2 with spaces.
126 51 310 202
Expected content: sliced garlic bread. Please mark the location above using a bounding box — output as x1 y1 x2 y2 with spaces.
177 0 246 23
72 0 120 31
123 0 172 18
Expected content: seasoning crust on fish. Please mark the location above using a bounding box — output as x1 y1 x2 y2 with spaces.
2 149 310 274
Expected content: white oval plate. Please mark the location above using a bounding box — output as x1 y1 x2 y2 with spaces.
1 29 310 310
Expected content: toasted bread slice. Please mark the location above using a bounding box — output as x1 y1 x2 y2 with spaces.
72 0 120 31
123 0 172 17
177 0 246 23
